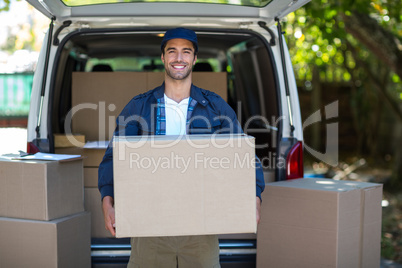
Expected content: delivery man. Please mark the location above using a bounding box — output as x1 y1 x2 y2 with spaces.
98 27 265 268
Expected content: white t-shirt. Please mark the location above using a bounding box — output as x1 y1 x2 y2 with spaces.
164 94 190 135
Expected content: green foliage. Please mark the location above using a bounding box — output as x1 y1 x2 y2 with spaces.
0 0 11 12
284 0 402 92
1 34 16 53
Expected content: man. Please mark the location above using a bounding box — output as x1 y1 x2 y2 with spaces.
98 27 265 268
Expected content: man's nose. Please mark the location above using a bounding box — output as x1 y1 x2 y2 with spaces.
176 52 184 61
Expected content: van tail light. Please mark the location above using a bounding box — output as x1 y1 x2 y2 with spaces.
286 141 304 180
27 142 40 154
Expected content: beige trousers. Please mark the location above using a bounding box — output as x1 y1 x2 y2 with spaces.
127 235 220 268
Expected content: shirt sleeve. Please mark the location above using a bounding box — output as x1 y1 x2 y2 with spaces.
216 97 265 200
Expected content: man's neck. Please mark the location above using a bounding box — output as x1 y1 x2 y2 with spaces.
164 75 192 103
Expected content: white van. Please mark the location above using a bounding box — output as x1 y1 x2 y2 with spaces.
26 0 309 266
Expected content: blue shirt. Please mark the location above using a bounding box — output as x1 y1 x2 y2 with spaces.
98 83 265 200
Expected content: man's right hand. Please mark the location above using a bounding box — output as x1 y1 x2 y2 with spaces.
102 196 116 236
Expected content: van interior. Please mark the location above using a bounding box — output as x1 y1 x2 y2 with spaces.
50 29 280 172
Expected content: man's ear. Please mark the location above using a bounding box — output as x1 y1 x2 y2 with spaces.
193 55 197 65
161 53 165 63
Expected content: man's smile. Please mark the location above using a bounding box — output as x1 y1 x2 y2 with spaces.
171 63 186 70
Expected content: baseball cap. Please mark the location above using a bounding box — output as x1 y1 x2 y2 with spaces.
161 28 198 53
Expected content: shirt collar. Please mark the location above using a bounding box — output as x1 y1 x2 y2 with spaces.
164 94 190 105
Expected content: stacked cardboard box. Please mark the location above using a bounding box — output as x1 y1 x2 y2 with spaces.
0 157 91 267
256 178 382 268
55 144 110 238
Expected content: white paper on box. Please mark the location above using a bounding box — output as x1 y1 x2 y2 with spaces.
113 134 257 238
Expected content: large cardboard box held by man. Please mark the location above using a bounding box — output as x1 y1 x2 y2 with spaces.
113 134 256 238
0 212 91 268
256 178 382 268
0 158 84 221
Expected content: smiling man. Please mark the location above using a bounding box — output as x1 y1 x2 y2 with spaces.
98 27 265 268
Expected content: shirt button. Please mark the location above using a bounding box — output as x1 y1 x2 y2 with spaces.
202 100 206 103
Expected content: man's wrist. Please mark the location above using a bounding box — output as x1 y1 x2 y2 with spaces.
102 196 114 208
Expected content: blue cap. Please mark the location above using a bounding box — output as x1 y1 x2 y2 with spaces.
161 28 198 53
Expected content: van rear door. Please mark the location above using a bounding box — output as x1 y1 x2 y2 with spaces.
27 0 310 25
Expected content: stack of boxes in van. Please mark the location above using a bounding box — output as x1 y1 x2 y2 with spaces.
0 157 91 267
55 133 110 238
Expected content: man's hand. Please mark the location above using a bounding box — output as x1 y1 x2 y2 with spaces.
256 197 262 225
102 196 116 236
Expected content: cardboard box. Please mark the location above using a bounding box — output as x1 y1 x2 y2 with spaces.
55 147 106 167
85 188 114 238
0 212 91 268
256 178 382 268
84 167 99 188
54 134 85 148
0 158 84 221
71 72 227 141
113 134 256 238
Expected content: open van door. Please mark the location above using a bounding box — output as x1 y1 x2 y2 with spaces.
27 0 310 25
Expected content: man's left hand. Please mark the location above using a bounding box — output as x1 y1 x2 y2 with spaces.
256 197 261 225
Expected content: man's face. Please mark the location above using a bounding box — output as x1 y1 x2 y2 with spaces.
161 38 197 81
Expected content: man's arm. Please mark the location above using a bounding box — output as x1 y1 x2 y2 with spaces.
217 98 265 224
98 96 146 236
102 196 116 236
256 196 261 225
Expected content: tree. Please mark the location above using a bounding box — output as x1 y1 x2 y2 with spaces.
284 0 402 187
0 0 11 12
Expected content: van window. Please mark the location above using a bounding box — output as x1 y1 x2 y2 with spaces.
62 0 274 8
